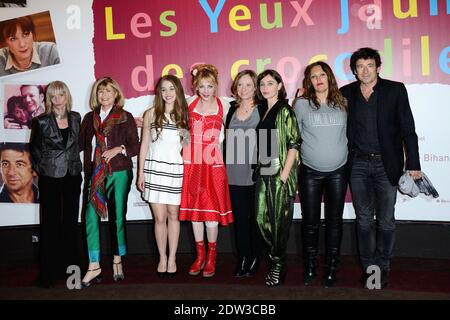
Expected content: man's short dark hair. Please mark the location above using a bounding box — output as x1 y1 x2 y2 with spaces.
350 47 382 75
20 84 45 95
0 143 32 162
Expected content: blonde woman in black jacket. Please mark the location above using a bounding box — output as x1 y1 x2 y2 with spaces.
30 81 83 288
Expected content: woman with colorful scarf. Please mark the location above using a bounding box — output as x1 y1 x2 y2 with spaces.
79 77 139 287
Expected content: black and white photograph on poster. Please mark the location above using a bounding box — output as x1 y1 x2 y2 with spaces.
3 83 47 129
0 1 26 8
0 11 60 77
0 142 39 203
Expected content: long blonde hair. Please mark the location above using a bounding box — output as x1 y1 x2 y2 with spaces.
45 81 73 114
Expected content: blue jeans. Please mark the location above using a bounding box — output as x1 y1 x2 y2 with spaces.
350 158 397 272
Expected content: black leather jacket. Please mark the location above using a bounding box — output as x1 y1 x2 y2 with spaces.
30 111 82 178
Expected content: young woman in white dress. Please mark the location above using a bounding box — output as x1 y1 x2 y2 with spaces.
137 75 189 277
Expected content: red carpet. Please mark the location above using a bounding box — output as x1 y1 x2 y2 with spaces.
1 254 450 294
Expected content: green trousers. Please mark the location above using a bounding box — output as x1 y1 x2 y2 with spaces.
85 170 132 262
255 175 294 271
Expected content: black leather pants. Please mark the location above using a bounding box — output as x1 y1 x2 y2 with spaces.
299 163 348 265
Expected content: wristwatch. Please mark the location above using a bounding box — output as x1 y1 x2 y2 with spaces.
120 145 126 155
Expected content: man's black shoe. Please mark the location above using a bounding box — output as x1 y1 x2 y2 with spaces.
360 272 370 288
381 270 390 289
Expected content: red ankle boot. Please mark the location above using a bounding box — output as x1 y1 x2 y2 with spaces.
189 241 206 275
203 242 217 277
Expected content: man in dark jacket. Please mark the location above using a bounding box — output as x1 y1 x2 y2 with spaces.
340 47 422 289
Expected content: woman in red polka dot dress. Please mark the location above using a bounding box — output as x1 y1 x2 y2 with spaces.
179 64 233 277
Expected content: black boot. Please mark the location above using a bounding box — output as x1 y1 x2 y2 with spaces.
245 256 259 277
323 250 340 288
302 219 319 286
380 270 390 289
303 248 317 286
234 256 247 277
323 269 336 288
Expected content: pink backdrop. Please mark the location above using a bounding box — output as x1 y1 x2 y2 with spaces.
92 0 450 98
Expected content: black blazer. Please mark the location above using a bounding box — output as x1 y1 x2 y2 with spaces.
341 77 420 186
30 111 83 178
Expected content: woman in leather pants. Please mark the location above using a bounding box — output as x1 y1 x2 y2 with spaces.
293 61 348 288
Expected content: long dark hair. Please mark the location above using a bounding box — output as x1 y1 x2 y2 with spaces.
152 75 189 142
256 69 287 102
302 61 347 111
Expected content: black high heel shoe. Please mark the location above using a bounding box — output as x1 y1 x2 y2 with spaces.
234 257 247 278
245 257 259 277
81 268 102 288
113 262 125 281
157 259 171 278
265 266 287 287
166 270 177 278
166 262 177 278
156 270 167 278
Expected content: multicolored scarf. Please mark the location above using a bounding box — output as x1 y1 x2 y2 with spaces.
90 106 127 218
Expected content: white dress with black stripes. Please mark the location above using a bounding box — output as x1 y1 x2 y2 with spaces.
143 113 183 205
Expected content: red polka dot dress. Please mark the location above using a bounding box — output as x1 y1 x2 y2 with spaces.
179 96 233 226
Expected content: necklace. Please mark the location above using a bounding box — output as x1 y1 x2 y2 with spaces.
54 112 68 120
240 104 254 113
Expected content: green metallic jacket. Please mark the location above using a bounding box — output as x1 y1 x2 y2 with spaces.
258 100 301 197
276 102 301 197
